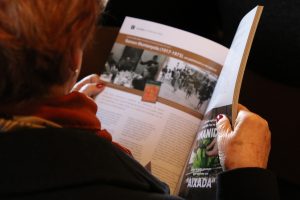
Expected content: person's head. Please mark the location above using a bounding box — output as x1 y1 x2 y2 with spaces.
0 0 106 104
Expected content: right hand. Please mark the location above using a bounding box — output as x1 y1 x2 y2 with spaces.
216 104 271 170
71 74 105 98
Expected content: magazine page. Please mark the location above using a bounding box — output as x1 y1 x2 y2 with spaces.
95 87 200 193
95 17 228 194
177 6 263 200
100 16 228 117
206 6 263 123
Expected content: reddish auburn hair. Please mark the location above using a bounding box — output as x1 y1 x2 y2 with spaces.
0 0 105 103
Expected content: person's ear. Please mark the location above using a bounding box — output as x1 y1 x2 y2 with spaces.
70 48 83 75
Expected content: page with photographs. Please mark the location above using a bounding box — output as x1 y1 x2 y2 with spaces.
99 16 228 118
95 16 228 194
177 6 263 200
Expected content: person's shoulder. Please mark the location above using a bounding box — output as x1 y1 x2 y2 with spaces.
0 128 181 200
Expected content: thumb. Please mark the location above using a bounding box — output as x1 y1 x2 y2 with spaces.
216 114 233 135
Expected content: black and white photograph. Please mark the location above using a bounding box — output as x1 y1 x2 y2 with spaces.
157 57 217 114
101 43 166 91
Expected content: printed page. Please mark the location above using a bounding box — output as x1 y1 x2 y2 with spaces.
178 6 264 200
95 87 200 194
100 16 228 118
206 6 263 123
96 16 229 195
119 16 228 66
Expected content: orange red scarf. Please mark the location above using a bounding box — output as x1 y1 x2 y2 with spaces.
0 92 131 155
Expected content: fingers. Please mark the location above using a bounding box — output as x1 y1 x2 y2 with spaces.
72 74 101 92
216 104 272 170
206 138 218 157
216 114 232 135
234 104 252 129
237 104 249 112
206 148 218 157
216 104 250 133
71 74 106 98
206 137 216 150
235 104 268 132
78 82 105 98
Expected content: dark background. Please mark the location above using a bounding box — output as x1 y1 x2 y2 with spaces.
93 0 300 198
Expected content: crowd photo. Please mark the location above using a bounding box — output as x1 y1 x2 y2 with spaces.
157 57 217 114
101 44 218 114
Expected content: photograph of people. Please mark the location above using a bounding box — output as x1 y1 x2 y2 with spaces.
157 57 217 114
101 43 166 91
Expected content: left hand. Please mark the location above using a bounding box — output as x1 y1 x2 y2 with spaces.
216 104 271 170
71 74 105 98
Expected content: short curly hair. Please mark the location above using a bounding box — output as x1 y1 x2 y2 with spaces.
0 0 105 104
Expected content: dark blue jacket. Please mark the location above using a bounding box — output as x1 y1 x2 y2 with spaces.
0 128 279 200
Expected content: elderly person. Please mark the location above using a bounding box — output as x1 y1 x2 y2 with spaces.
0 0 278 199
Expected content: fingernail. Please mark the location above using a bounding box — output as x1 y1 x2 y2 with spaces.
216 114 224 122
96 83 105 88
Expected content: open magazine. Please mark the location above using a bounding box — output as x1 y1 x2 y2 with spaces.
95 5 263 199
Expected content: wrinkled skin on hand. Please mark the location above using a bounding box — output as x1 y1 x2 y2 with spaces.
216 104 271 171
